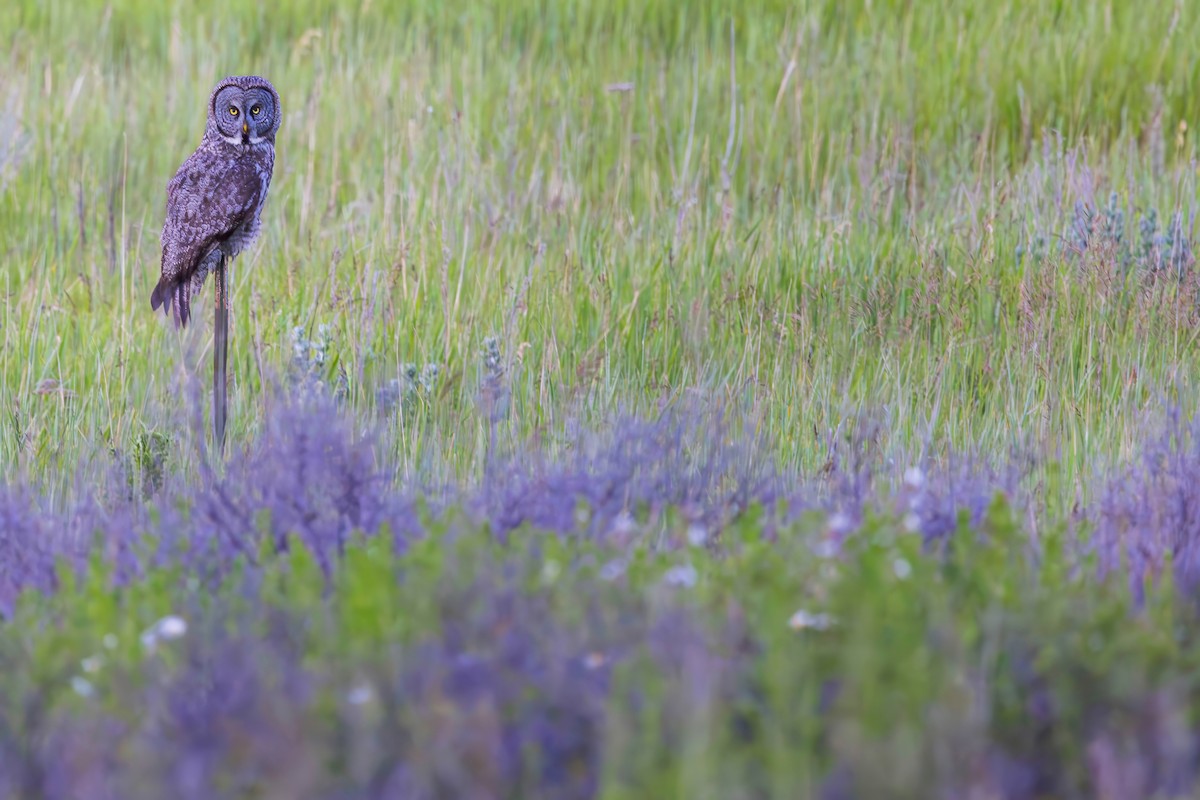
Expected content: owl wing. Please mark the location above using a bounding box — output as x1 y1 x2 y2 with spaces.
151 148 266 327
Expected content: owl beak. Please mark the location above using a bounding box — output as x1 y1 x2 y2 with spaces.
242 121 249 136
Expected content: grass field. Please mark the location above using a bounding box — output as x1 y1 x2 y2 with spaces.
5 0 1200 796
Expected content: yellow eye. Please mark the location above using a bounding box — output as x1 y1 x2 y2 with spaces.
228 106 238 116
250 105 261 116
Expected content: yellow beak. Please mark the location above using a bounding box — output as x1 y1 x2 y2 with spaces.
242 121 248 135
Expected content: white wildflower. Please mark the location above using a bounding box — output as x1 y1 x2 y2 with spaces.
903 466 925 489
812 538 839 559
102 634 118 650
81 655 104 674
599 559 626 582
903 512 921 533
141 614 188 653
686 523 708 547
827 512 852 534
541 559 561 584
347 684 373 706
893 558 912 580
155 615 188 640
70 676 94 697
789 609 835 631
663 563 698 588
611 511 636 537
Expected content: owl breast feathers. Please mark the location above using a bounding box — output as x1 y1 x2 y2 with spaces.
151 75 279 328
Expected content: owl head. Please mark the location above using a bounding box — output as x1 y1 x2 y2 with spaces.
205 75 281 147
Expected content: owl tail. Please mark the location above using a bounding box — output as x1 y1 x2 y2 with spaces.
149 277 193 329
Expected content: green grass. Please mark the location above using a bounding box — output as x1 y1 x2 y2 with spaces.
4 0 1200 503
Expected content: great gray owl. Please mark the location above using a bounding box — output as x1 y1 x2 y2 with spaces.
150 75 280 450
151 75 280 326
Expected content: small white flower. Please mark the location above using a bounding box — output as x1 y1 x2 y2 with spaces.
347 684 373 706
81 655 104 674
903 512 921 532
541 559 561 584
611 511 636 537
812 538 839 559
903 466 925 489
827 512 852 534
427 105 433 114
599 559 626 582
71 676 94 697
893 558 912 580
155 615 188 640
102 634 118 651
663 563 698 588
141 614 188 653
789 609 834 631
686 523 708 547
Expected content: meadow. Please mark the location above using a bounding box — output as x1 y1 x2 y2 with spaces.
4 0 1200 796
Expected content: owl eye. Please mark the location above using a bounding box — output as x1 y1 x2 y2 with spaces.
250 105 261 116
228 106 239 117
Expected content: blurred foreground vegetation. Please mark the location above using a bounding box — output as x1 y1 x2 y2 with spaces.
4 0 1200 796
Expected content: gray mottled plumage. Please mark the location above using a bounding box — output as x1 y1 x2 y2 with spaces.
152 75 280 453
151 75 280 327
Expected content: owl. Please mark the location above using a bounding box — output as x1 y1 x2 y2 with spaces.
150 75 281 326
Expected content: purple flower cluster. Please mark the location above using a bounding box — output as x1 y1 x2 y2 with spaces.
475 397 778 544
5 380 1200 796
0 485 69 617
774 412 1034 554
1084 406 1200 601
177 388 420 576
1 386 425 615
0 549 690 798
